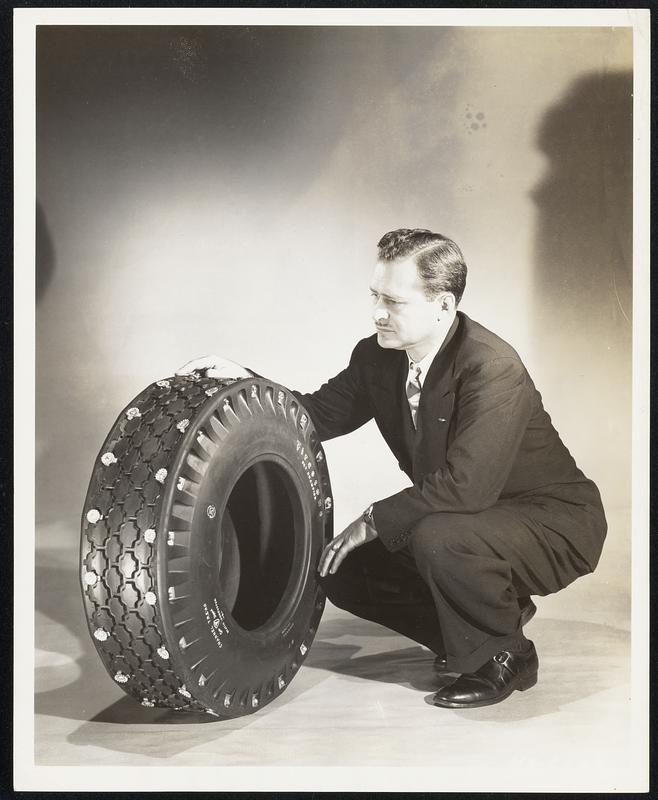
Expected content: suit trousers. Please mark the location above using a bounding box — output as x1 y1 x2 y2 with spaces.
320 501 591 674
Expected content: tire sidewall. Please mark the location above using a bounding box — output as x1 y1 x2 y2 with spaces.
156 379 331 713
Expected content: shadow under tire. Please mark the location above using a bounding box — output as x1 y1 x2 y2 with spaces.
80 374 333 718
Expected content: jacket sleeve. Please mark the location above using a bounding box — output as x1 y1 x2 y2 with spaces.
292 340 374 441
372 356 533 551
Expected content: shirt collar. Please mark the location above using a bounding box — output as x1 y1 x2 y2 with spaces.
407 336 445 388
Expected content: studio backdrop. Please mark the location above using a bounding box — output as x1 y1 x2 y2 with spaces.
35 24 632 618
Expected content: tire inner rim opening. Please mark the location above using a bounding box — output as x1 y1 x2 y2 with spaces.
218 460 305 632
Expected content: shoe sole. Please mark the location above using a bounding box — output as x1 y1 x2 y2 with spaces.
429 671 538 709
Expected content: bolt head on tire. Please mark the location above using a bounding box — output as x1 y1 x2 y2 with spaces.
80 375 333 718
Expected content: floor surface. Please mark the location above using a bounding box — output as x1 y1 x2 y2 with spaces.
29 524 640 792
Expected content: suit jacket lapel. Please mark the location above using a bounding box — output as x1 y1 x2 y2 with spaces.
414 314 463 478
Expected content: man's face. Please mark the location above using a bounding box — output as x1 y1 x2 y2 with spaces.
369 257 443 352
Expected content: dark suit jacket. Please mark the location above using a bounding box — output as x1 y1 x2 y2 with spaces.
294 312 607 570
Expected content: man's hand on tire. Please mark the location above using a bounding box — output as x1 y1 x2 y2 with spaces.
318 515 378 577
176 355 253 380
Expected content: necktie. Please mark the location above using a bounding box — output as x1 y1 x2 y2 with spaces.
406 363 422 428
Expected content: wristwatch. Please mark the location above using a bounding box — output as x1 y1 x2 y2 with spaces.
362 503 375 528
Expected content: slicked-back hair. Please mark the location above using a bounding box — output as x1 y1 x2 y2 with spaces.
377 228 467 305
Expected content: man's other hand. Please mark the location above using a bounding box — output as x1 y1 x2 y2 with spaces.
318 515 377 577
176 355 253 380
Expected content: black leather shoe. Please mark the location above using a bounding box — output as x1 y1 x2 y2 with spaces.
430 641 539 708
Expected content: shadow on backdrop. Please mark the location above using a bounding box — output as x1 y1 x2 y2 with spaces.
531 70 632 344
530 70 633 522
36 200 55 304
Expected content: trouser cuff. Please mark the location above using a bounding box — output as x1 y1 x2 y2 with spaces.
446 633 529 675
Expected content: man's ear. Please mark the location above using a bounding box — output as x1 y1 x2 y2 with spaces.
436 292 456 319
